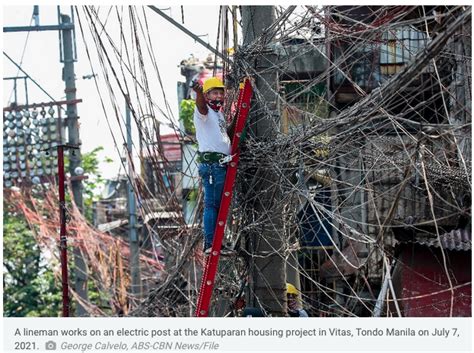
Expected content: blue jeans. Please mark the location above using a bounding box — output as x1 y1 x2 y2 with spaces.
198 162 227 249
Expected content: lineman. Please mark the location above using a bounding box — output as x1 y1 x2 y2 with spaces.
192 77 236 256
287 283 309 317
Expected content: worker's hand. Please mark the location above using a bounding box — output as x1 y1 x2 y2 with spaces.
190 79 203 93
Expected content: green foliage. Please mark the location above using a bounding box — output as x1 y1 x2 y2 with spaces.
187 188 198 202
179 99 196 135
3 208 61 317
65 146 113 223
82 146 111 222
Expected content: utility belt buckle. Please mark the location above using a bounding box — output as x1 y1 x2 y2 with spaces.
202 153 211 162
219 154 234 166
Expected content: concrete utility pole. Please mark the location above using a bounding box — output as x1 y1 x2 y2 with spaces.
241 6 287 316
125 96 142 298
61 14 89 317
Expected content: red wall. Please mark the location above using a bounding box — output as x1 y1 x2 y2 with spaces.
392 244 471 317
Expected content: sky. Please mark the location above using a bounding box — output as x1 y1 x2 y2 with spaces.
2 5 220 178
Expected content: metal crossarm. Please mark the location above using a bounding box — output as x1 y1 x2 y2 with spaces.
195 78 253 317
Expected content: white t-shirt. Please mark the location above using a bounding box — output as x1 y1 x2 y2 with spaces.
194 106 231 155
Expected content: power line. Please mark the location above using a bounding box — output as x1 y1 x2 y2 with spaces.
7 14 34 105
147 5 232 65
3 51 58 105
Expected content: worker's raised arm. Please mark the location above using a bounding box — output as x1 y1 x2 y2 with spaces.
191 81 208 116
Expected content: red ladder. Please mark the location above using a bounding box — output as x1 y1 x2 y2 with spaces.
195 78 253 317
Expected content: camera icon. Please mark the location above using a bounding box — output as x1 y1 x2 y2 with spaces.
45 340 57 350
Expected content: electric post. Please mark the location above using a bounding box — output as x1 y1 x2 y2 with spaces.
56 142 80 317
57 144 70 317
241 6 287 316
61 13 89 317
125 96 142 298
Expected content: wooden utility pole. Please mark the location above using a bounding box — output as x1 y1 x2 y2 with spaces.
241 6 287 316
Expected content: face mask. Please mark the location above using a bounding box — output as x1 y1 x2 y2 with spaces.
288 298 298 310
208 100 223 112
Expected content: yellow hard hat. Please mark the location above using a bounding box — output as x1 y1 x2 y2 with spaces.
286 283 299 295
203 77 224 93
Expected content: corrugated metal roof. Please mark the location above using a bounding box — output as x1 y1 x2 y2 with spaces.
160 133 181 162
412 229 471 251
97 219 128 232
143 211 180 224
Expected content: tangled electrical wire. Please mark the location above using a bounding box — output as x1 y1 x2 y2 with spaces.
8 5 470 318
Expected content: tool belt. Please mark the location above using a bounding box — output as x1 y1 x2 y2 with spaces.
197 151 228 164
